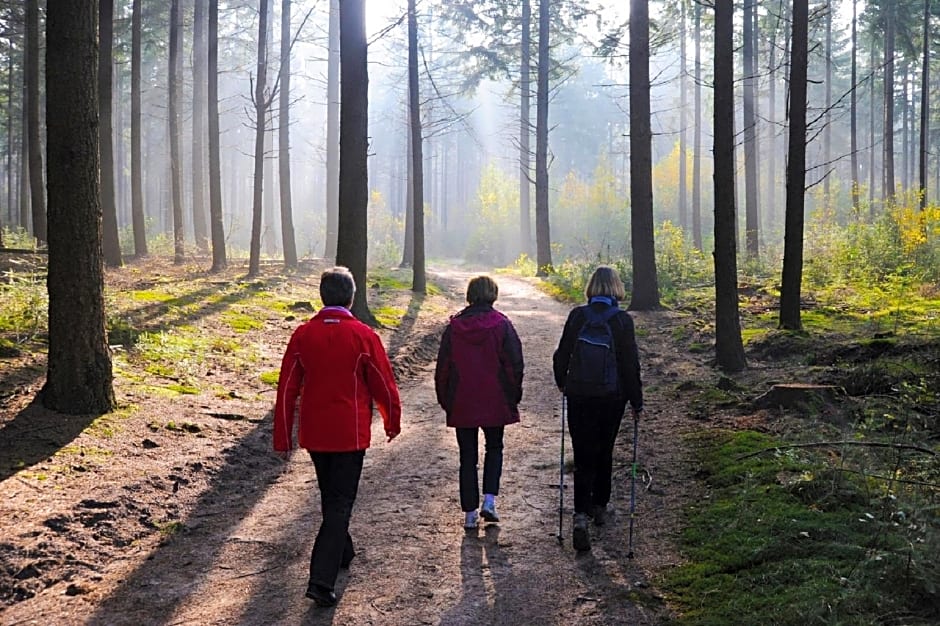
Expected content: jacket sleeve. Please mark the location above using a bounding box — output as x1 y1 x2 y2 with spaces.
616 312 643 411
273 330 304 452
552 308 580 389
365 331 402 438
434 324 453 411
500 319 524 405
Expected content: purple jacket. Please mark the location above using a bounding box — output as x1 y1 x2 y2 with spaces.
434 304 524 428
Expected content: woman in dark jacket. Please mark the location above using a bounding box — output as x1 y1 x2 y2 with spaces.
553 265 642 551
435 276 524 529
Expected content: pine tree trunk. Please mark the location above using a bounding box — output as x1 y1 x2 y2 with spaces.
678 0 687 232
629 0 659 310
169 0 185 264
713 0 746 371
692 1 702 251
336 0 374 324
743 0 758 260
884 3 896 201
780 0 809 331
850 0 859 213
25 0 45 244
824 2 832 202
44 0 116 414
248 0 269 277
192 0 209 251
534 0 552 275
408 0 425 293
208 0 226 271
279 0 297 267
920 0 930 210
99 0 122 267
325 0 340 260
131 0 147 256
519 0 532 255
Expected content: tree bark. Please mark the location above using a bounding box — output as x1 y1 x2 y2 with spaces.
678 0 687 232
279 0 298 267
336 0 374 324
519 0 532 255
131 0 147 257
850 0 859 214
824 1 832 202
629 0 659 310
534 0 552 275
169 0 184 264
408 0 425 293
713 0 746 372
780 0 809 331
920 0 930 210
192 0 209 251
248 0 270 277
208 0 226 271
25 0 45 244
692 0 702 251
325 0 340 260
43 0 116 414
99 0 122 267
743 0 758 260
883 3 896 202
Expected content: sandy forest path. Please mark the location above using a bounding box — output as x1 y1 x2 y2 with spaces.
2 267 701 625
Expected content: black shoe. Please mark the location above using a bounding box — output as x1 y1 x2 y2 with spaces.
572 513 591 552
592 504 607 527
340 546 355 569
305 584 337 607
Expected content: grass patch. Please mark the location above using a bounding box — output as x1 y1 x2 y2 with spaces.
259 370 279 386
661 430 939 625
372 305 406 328
222 310 265 332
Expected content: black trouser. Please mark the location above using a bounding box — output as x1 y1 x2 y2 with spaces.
566 396 624 514
308 450 365 592
455 426 504 512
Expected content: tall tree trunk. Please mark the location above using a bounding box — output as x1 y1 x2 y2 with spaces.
279 0 297 267
920 0 930 210
324 0 339 260
6 44 12 229
767 3 778 229
678 0 687 232
99 0 122 267
169 0 184 264
869 42 877 217
692 0 702 250
884 3 896 202
824 1 832 203
534 0 552 275
248 0 269 277
629 0 659 309
131 0 147 256
25 0 45 244
780 0 809 331
192 0 209 251
408 0 425 293
43 0 116 414
336 0 374 323
713 0 746 371
519 0 532 255
902 63 909 191
743 0 758 259
850 0 859 214
401 128 413 267
208 0 226 270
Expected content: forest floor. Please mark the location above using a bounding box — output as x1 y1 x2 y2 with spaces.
0 256 811 625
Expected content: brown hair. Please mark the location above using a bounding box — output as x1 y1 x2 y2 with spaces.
585 265 626 300
466 275 499 306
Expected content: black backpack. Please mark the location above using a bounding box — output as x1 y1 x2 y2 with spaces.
565 306 621 398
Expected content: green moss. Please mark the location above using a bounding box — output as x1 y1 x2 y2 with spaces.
130 289 176 302
260 370 279 386
222 311 265 332
165 383 199 395
372 305 406 328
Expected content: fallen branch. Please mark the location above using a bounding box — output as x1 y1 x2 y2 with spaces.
736 440 938 461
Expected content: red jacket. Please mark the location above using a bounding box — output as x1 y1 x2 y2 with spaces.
273 307 401 452
434 305 524 428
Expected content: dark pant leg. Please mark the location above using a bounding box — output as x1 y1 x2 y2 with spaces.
592 405 624 507
308 450 365 591
566 399 602 514
480 426 504 496
455 427 480 512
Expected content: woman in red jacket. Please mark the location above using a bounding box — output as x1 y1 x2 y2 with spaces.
273 266 401 607
435 276 524 529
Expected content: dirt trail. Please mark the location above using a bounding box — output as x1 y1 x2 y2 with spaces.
2 269 701 625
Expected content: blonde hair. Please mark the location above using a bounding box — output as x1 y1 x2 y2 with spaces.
585 265 625 300
466 275 499 305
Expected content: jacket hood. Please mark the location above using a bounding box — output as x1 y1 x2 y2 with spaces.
449 306 505 345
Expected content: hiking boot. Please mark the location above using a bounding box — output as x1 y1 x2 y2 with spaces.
592 504 607 527
480 500 500 523
573 513 591 552
305 584 337 607
464 510 479 529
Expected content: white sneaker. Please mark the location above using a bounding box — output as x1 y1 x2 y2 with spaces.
464 511 479 529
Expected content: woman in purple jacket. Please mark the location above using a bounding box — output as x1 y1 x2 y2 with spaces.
435 276 524 529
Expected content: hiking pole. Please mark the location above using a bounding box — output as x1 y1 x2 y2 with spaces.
626 410 640 559
557 393 566 544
